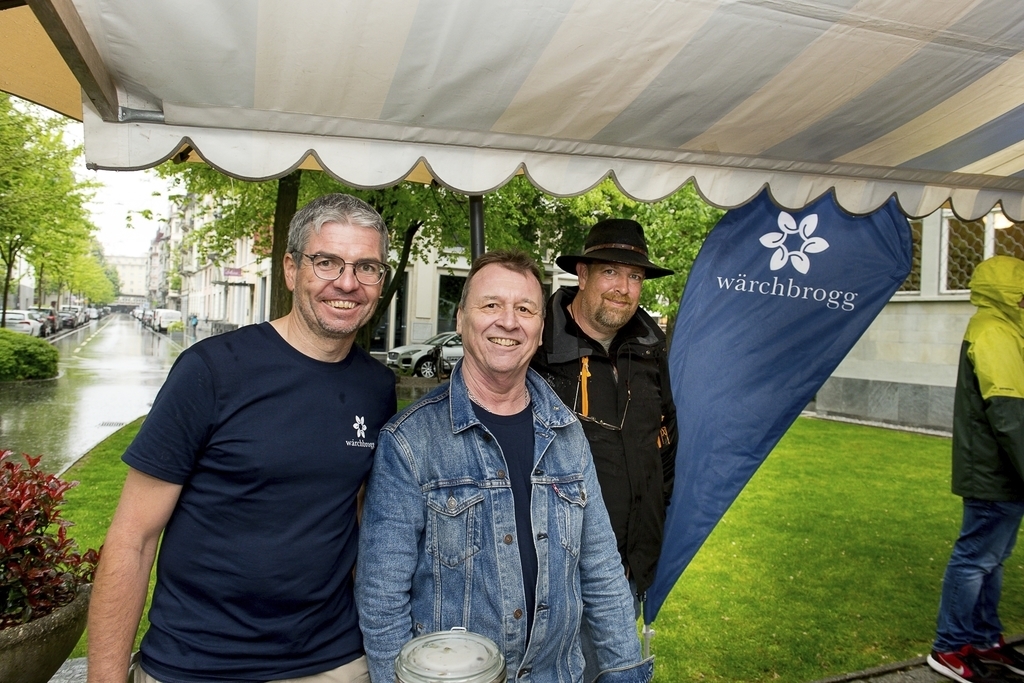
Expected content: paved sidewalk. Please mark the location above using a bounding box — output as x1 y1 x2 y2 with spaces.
812 635 1024 683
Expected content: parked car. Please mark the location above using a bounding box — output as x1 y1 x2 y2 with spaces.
2 310 44 337
60 305 86 326
26 308 57 336
141 309 154 327
386 331 463 378
57 311 77 329
153 308 182 333
86 307 99 320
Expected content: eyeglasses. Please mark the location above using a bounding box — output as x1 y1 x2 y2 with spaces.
573 354 631 431
575 387 631 431
295 253 389 285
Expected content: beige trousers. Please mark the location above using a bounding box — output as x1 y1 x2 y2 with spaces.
129 652 370 683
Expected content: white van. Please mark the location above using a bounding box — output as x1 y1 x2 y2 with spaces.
153 309 182 333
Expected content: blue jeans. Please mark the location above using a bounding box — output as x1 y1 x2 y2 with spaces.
933 498 1024 652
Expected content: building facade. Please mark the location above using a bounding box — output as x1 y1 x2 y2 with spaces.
815 208 1024 432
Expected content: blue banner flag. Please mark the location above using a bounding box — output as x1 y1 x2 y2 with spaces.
645 190 912 622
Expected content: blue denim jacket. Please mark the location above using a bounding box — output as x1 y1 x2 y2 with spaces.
356 363 654 683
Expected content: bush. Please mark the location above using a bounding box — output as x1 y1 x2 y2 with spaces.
0 328 58 381
166 320 185 333
0 450 99 627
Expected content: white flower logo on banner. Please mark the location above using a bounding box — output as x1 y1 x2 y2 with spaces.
353 416 366 438
759 211 829 274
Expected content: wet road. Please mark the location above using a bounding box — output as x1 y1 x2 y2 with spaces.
0 314 180 474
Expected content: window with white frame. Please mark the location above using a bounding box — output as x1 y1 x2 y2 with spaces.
941 208 1024 293
897 219 923 292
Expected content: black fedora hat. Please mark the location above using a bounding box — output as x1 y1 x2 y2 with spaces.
556 219 674 279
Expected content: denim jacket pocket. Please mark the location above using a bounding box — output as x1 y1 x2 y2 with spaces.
552 480 588 557
426 487 485 568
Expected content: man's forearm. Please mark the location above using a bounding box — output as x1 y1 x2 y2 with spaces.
86 531 159 682
86 511 161 679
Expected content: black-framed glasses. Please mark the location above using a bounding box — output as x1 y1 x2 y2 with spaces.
295 252 389 285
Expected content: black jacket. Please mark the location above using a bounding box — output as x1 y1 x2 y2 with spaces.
531 286 677 596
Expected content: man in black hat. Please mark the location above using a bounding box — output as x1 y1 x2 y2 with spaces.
531 218 677 680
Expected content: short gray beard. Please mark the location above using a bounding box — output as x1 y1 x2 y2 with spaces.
592 303 633 332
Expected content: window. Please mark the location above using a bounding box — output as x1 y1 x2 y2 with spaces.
437 275 465 333
942 209 1024 292
898 219 923 292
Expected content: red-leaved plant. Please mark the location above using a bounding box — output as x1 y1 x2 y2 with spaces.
0 449 99 628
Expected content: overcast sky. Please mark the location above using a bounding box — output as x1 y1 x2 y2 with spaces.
64 120 176 259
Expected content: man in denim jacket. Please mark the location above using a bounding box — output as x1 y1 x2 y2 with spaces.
356 250 653 683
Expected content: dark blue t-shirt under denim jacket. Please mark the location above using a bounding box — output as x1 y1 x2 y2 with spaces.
356 362 653 683
123 322 396 683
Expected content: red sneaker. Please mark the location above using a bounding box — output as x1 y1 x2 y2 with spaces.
975 637 1024 676
928 646 1007 683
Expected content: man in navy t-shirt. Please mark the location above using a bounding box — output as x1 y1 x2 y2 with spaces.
88 194 397 683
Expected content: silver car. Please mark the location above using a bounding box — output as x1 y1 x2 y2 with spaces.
386 331 463 378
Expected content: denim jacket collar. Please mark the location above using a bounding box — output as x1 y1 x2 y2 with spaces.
448 360 577 435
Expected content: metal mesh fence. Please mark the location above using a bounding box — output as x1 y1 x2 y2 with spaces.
898 219 922 292
995 220 1024 260
943 212 1024 292
945 217 985 291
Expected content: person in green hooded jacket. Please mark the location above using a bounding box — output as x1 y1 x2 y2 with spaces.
927 255 1024 683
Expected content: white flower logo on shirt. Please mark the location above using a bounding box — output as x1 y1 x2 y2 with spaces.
353 416 366 438
759 211 829 274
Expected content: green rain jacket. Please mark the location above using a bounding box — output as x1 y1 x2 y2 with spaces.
951 255 1024 501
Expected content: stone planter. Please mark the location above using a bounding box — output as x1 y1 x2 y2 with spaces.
0 583 91 683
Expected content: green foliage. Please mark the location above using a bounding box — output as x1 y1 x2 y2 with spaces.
0 94 95 319
0 328 58 381
166 321 185 333
153 163 722 339
0 449 99 628
634 183 724 323
61 418 148 658
67 251 116 305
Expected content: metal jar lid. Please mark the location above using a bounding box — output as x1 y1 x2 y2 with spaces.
394 628 506 683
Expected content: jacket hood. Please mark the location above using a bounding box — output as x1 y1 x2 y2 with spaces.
969 255 1024 336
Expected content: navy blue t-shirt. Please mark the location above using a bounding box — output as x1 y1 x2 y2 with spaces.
123 323 396 683
472 402 537 635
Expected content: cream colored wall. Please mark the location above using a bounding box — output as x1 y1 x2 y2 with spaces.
831 298 973 387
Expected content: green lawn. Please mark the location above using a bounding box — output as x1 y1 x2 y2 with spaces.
58 415 1023 680
652 418 1023 682
60 417 151 659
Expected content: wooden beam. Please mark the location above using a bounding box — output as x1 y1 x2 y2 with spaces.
26 0 118 121
0 5 82 119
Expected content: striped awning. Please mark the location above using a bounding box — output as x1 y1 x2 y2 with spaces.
8 0 1024 219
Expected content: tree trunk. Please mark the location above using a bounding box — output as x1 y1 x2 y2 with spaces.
355 220 421 351
270 170 302 320
35 264 44 308
1 257 12 327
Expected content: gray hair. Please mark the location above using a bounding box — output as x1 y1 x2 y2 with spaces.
458 249 545 318
287 193 389 260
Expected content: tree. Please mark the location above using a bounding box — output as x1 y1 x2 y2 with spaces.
633 183 724 332
153 163 722 347
532 179 724 330
67 252 116 305
153 164 472 348
0 94 93 324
